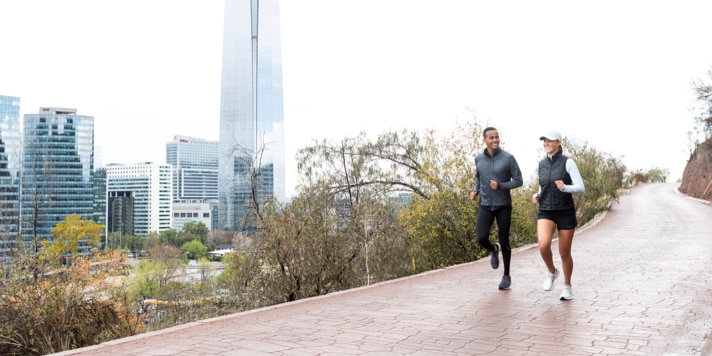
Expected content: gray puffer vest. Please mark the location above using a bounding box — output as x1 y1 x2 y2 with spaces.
538 153 575 211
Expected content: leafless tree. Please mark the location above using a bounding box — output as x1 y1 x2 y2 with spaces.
692 69 712 140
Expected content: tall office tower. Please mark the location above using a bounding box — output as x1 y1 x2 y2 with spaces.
106 163 172 236
21 107 95 245
92 168 107 237
0 95 22 261
218 0 285 232
166 135 219 201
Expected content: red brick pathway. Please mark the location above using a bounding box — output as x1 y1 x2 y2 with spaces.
54 183 712 355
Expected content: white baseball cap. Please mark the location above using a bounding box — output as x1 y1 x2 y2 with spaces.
539 130 562 141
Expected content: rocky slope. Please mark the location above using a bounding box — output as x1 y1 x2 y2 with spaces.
679 136 712 201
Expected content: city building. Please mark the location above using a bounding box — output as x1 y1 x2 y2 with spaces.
0 95 22 261
92 167 107 237
172 200 217 231
21 107 95 246
106 162 172 236
166 135 218 201
218 0 286 232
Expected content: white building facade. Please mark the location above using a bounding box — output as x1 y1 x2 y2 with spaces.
106 162 172 236
172 200 217 231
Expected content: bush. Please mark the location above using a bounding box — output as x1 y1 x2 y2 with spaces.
0 249 145 355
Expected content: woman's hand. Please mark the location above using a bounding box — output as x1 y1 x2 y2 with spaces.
555 180 565 190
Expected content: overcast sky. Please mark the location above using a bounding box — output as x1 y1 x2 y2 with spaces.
2 1 712 197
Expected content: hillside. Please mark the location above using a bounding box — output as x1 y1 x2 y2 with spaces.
679 136 712 201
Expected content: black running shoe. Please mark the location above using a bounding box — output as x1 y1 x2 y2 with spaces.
490 243 500 269
498 275 511 290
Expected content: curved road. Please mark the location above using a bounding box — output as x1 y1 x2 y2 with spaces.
56 183 712 355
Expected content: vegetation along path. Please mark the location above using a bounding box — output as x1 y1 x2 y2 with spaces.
55 182 712 355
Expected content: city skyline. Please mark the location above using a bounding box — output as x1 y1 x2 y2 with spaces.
3 1 712 199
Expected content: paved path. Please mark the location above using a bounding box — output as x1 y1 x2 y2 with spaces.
55 183 712 355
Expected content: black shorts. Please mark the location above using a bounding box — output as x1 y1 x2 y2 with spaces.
537 208 577 230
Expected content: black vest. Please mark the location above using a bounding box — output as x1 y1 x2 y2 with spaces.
538 153 575 210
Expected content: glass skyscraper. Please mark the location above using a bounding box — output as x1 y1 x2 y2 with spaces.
0 95 22 261
166 135 219 201
92 167 107 230
218 0 285 232
21 107 94 245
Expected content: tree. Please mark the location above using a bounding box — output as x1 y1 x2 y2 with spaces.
128 244 186 304
297 130 429 200
129 260 165 299
396 117 492 270
627 167 670 185
218 250 263 310
182 239 208 260
346 190 413 284
148 244 184 280
692 68 712 141
293 111 536 273
159 229 179 246
221 135 275 233
106 232 143 255
128 244 221 332
197 257 213 285
144 231 161 252
209 229 236 248
179 221 210 245
106 231 123 250
246 186 361 304
21 136 57 249
44 214 103 260
399 191 478 270
129 244 189 300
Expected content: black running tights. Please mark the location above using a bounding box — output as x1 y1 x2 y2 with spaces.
476 206 512 276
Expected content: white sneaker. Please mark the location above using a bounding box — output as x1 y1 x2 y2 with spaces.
560 285 573 300
543 267 559 291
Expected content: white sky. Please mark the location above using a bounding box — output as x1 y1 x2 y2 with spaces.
2 1 712 198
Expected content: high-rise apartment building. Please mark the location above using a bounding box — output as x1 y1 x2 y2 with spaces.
106 163 172 236
218 0 286 232
166 135 219 201
0 95 22 261
21 107 94 244
92 167 107 230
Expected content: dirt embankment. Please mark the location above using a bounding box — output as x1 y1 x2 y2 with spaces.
679 137 712 201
